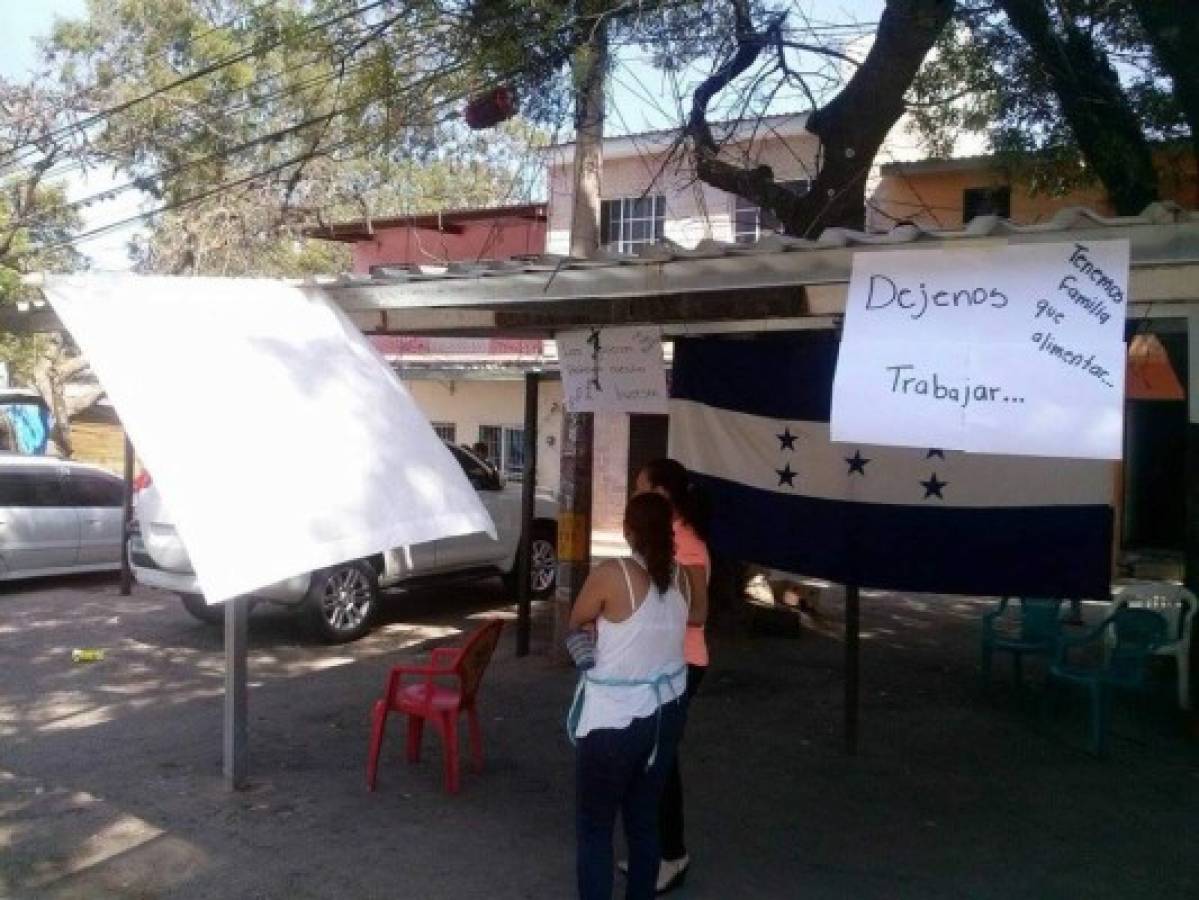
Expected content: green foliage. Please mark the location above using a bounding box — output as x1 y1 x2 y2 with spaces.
909 1 1187 195
0 181 86 303
40 0 562 276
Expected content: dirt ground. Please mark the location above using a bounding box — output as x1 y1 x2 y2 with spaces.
1 574 1197 899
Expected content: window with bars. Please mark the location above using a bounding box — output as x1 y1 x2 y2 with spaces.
477 425 526 480
600 195 666 254
430 421 457 444
733 180 811 243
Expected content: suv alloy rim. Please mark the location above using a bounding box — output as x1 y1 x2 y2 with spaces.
531 538 556 593
320 567 373 631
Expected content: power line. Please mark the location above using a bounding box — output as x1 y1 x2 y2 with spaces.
13 50 465 235
5 4 455 185
2 55 376 182
12 62 535 262
0 0 396 167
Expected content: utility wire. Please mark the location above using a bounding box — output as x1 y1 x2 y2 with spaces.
12 61 534 261
0 0 396 166
14 49 465 234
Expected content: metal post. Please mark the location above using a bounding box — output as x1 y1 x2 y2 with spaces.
516 372 540 657
119 432 134 596
845 583 860 756
554 412 594 662
224 596 249 790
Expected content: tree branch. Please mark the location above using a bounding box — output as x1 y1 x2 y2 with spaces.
65 384 106 418
998 0 1158 214
687 0 955 237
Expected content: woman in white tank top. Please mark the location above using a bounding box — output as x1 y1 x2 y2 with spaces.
567 492 705 900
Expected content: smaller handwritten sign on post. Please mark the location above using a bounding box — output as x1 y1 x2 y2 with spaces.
830 240 1130 460
557 326 668 413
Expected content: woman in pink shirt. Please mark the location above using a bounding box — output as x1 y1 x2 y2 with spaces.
633 458 709 893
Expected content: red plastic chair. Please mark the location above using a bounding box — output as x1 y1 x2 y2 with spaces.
367 619 503 794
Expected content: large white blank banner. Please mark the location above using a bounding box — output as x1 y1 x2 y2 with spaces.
43 274 494 603
831 240 1130 459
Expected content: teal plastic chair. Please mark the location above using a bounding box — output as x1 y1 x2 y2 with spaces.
1046 605 1169 756
981 597 1065 689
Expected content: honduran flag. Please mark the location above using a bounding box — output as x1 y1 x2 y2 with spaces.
669 333 1115 599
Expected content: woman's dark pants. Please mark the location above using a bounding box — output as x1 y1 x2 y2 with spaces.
659 664 706 862
576 699 685 900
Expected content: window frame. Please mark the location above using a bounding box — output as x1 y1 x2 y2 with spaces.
600 195 666 254
430 421 457 444
477 424 526 481
962 185 1012 222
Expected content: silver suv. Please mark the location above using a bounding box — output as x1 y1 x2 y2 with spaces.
128 444 558 642
0 455 125 580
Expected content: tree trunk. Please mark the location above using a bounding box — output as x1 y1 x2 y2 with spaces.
29 339 103 459
1132 1 1199 207
687 0 954 238
999 0 1159 215
798 0 955 234
569 17 608 258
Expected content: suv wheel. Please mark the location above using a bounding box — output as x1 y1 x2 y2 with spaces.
180 593 223 625
505 522 558 599
305 561 379 643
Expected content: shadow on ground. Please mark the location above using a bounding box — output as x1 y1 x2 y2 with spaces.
0 576 1196 899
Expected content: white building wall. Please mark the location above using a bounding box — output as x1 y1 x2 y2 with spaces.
402 378 564 494
546 130 821 254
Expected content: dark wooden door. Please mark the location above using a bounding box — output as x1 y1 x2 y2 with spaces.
627 414 669 496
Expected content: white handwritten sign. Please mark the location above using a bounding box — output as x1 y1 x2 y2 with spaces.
830 241 1130 459
557 326 668 413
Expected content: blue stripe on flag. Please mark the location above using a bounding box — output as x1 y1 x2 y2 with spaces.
671 333 838 422
695 473 1113 598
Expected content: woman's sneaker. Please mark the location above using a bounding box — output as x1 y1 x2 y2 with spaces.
656 855 690 894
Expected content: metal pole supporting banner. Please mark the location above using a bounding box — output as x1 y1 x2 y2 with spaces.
516 372 540 657
119 431 134 596
845 583 861 756
224 596 249 790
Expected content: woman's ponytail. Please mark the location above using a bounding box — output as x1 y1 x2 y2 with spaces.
624 492 675 593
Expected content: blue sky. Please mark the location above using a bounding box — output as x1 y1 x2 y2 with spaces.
3 0 887 268
0 0 87 81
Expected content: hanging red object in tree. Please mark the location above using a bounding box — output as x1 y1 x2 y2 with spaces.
464 86 518 129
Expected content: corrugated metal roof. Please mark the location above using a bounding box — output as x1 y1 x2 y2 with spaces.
319 203 1199 335
304 202 547 242
321 203 1194 287
10 204 1199 338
